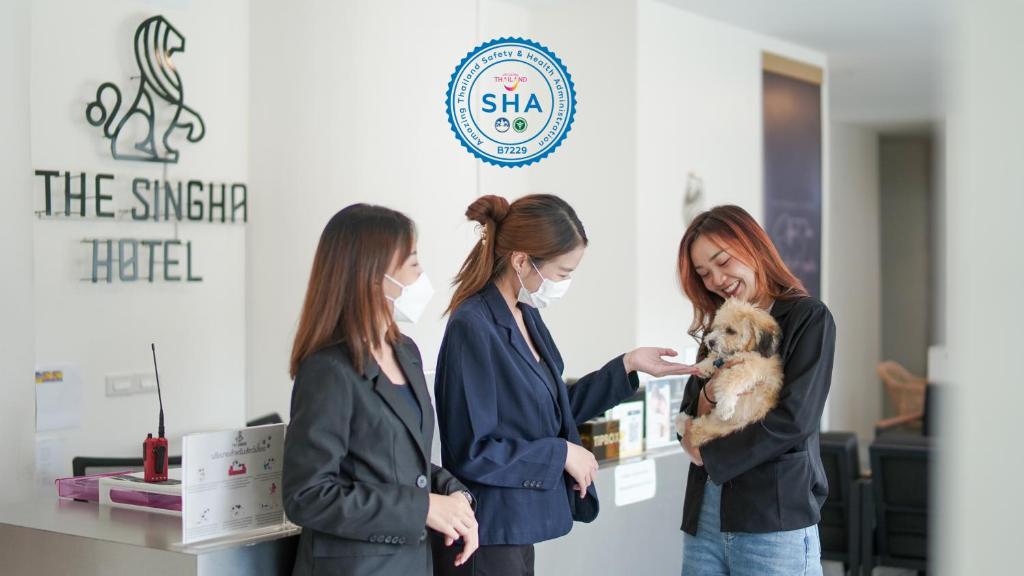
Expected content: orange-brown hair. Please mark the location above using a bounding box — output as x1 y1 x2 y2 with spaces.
677 205 807 341
446 194 587 315
290 204 415 378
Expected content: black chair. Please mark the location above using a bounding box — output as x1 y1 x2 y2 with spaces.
247 412 284 427
818 432 862 576
861 434 931 575
72 455 182 477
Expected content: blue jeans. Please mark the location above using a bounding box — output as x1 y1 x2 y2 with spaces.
682 480 823 576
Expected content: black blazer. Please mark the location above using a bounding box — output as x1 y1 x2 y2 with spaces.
283 336 468 576
435 282 639 545
680 296 836 535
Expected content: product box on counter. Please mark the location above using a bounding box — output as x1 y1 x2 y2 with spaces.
99 468 182 515
607 390 644 457
578 417 620 461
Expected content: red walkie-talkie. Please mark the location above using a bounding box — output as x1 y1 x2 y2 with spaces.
144 343 169 483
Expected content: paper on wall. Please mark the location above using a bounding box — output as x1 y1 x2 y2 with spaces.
35 363 82 432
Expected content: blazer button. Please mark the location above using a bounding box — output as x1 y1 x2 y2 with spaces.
399 537 407 544
416 475 428 488
385 536 393 544
522 480 530 487
369 535 377 543
420 529 428 541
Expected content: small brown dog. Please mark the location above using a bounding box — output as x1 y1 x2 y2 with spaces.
675 298 784 447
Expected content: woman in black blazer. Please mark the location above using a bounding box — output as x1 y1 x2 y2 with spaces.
283 204 478 576
676 205 835 576
433 194 698 576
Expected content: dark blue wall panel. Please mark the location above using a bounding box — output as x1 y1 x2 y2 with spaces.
763 70 822 297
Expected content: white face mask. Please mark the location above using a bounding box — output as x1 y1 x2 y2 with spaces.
385 272 434 324
516 260 571 309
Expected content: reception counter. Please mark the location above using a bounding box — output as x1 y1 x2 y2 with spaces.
536 444 690 574
0 486 299 576
0 446 691 576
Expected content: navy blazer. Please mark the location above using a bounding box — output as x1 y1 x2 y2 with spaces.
435 282 638 546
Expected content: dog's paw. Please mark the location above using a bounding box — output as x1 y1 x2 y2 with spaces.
688 422 711 448
695 358 717 379
674 412 690 437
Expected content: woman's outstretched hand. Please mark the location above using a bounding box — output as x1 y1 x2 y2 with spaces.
623 348 702 377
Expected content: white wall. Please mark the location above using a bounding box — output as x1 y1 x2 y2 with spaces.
3 0 838 494
480 0 642 376
248 0 647 422
26 0 250 474
246 0 830 417
826 123 881 447
635 0 828 357
247 0 480 421
0 0 36 503
940 0 1024 573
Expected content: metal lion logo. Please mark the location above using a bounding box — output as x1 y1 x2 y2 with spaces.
85 15 205 163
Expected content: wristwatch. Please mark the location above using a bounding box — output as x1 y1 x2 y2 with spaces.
458 490 475 507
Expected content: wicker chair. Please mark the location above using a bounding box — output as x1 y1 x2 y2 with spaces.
875 361 927 435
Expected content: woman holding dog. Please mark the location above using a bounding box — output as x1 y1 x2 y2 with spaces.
433 194 698 576
676 205 836 576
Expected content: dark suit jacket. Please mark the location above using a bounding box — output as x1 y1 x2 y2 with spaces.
680 296 837 534
435 282 638 546
283 336 467 576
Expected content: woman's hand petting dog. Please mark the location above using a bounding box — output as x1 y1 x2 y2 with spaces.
623 347 703 378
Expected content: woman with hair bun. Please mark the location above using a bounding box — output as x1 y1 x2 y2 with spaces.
432 194 699 576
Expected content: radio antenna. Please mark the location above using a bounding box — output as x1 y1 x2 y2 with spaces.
150 343 165 439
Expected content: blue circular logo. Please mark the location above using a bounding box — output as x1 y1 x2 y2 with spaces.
446 38 576 168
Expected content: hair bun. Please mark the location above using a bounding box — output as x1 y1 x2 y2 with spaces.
466 195 510 226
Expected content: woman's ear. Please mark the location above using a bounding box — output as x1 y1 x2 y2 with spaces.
509 251 527 275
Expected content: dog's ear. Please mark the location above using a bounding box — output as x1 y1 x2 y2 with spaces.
757 328 780 358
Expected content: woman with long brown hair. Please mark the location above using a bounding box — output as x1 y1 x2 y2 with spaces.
283 204 479 576
433 194 699 576
676 205 835 575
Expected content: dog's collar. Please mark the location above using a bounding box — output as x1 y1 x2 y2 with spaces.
713 357 728 368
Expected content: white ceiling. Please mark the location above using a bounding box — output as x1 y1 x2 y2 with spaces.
664 0 951 126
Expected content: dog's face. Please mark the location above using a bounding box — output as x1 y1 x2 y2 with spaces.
704 298 781 358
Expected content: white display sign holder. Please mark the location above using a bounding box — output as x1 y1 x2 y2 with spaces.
181 423 287 544
645 379 675 449
614 458 657 507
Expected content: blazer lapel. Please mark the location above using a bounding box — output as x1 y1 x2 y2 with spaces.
521 306 561 402
368 352 429 466
481 283 555 393
394 341 433 463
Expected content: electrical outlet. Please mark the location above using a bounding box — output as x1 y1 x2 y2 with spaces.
106 374 138 396
138 373 158 393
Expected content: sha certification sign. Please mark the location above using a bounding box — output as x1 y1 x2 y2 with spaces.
446 37 577 167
